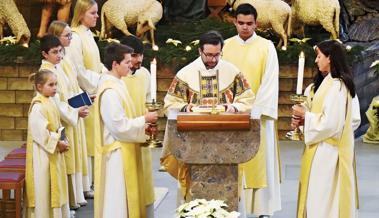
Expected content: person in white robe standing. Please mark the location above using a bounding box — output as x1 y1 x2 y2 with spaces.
26 70 70 218
93 43 158 218
291 40 360 218
222 4 281 218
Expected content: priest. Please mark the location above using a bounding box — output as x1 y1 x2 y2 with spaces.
161 30 255 202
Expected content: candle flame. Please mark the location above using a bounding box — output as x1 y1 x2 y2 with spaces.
299 51 305 58
152 58 157 64
152 45 159 51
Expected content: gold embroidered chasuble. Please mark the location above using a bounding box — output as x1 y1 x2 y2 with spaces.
162 57 254 198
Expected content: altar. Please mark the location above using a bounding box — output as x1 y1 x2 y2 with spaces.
163 110 260 210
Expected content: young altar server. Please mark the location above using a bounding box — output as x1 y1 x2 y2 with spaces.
291 40 359 218
120 35 155 217
25 69 70 218
39 34 90 209
222 4 281 217
93 43 158 218
69 0 107 195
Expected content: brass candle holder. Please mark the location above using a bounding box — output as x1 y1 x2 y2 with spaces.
286 94 307 141
145 99 162 148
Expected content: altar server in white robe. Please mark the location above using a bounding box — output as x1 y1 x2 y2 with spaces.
120 35 155 218
222 4 280 218
39 34 90 209
162 31 255 202
291 40 360 218
26 70 70 218
69 0 107 195
93 43 158 218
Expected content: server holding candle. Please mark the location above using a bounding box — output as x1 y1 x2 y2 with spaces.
291 40 361 218
120 35 156 218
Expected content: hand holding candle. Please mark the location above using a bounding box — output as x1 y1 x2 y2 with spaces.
150 58 157 102
296 51 305 95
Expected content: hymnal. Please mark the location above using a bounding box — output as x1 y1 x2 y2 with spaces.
68 92 92 108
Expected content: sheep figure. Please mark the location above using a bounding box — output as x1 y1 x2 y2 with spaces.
229 0 292 50
291 0 340 39
100 0 163 48
0 0 31 45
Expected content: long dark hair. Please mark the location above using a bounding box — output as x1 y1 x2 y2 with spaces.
313 40 355 97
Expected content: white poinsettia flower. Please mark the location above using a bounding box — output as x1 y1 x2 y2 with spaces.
176 202 189 213
166 38 182 46
190 40 199 45
208 199 226 209
0 36 17 45
187 205 208 216
346 45 352 51
185 46 192 51
370 60 379 68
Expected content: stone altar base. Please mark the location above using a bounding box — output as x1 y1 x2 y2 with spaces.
190 164 238 210
164 112 260 211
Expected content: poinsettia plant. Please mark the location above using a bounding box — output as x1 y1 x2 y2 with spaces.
176 199 240 218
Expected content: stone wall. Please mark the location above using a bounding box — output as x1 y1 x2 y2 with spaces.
0 65 38 140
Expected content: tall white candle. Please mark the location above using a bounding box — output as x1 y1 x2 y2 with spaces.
296 51 305 95
150 58 157 101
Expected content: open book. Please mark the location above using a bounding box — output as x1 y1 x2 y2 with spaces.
68 92 92 108
191 105 225 113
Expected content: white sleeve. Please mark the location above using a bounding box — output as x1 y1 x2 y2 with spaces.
304 82 347 145
100 89 147 143
52 94 79 126
67 33 101 94
29 104 60 154
250 42 279 120
351 95 361 131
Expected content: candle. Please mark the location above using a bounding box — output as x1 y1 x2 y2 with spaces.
150 58 157 101
296 51 305 95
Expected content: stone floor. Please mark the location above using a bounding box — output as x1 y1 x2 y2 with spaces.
1 138 378 218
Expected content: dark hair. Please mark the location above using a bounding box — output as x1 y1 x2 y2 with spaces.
29 69 56 92
235 3 258 21
120 35 144 54
313 40 355 96
103 43 134 70
40 34 62 54
199 31 224 50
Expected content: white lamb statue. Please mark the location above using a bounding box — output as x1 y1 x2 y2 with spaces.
230 0 292 50
100 0 163 48
291 0 340 39
0 0 31 45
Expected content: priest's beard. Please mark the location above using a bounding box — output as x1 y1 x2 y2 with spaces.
202 59 218 70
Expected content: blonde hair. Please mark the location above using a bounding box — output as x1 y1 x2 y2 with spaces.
29 70 55 92
71 0 97 28
48 20 68 37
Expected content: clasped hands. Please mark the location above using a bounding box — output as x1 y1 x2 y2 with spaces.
291 104 305 129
